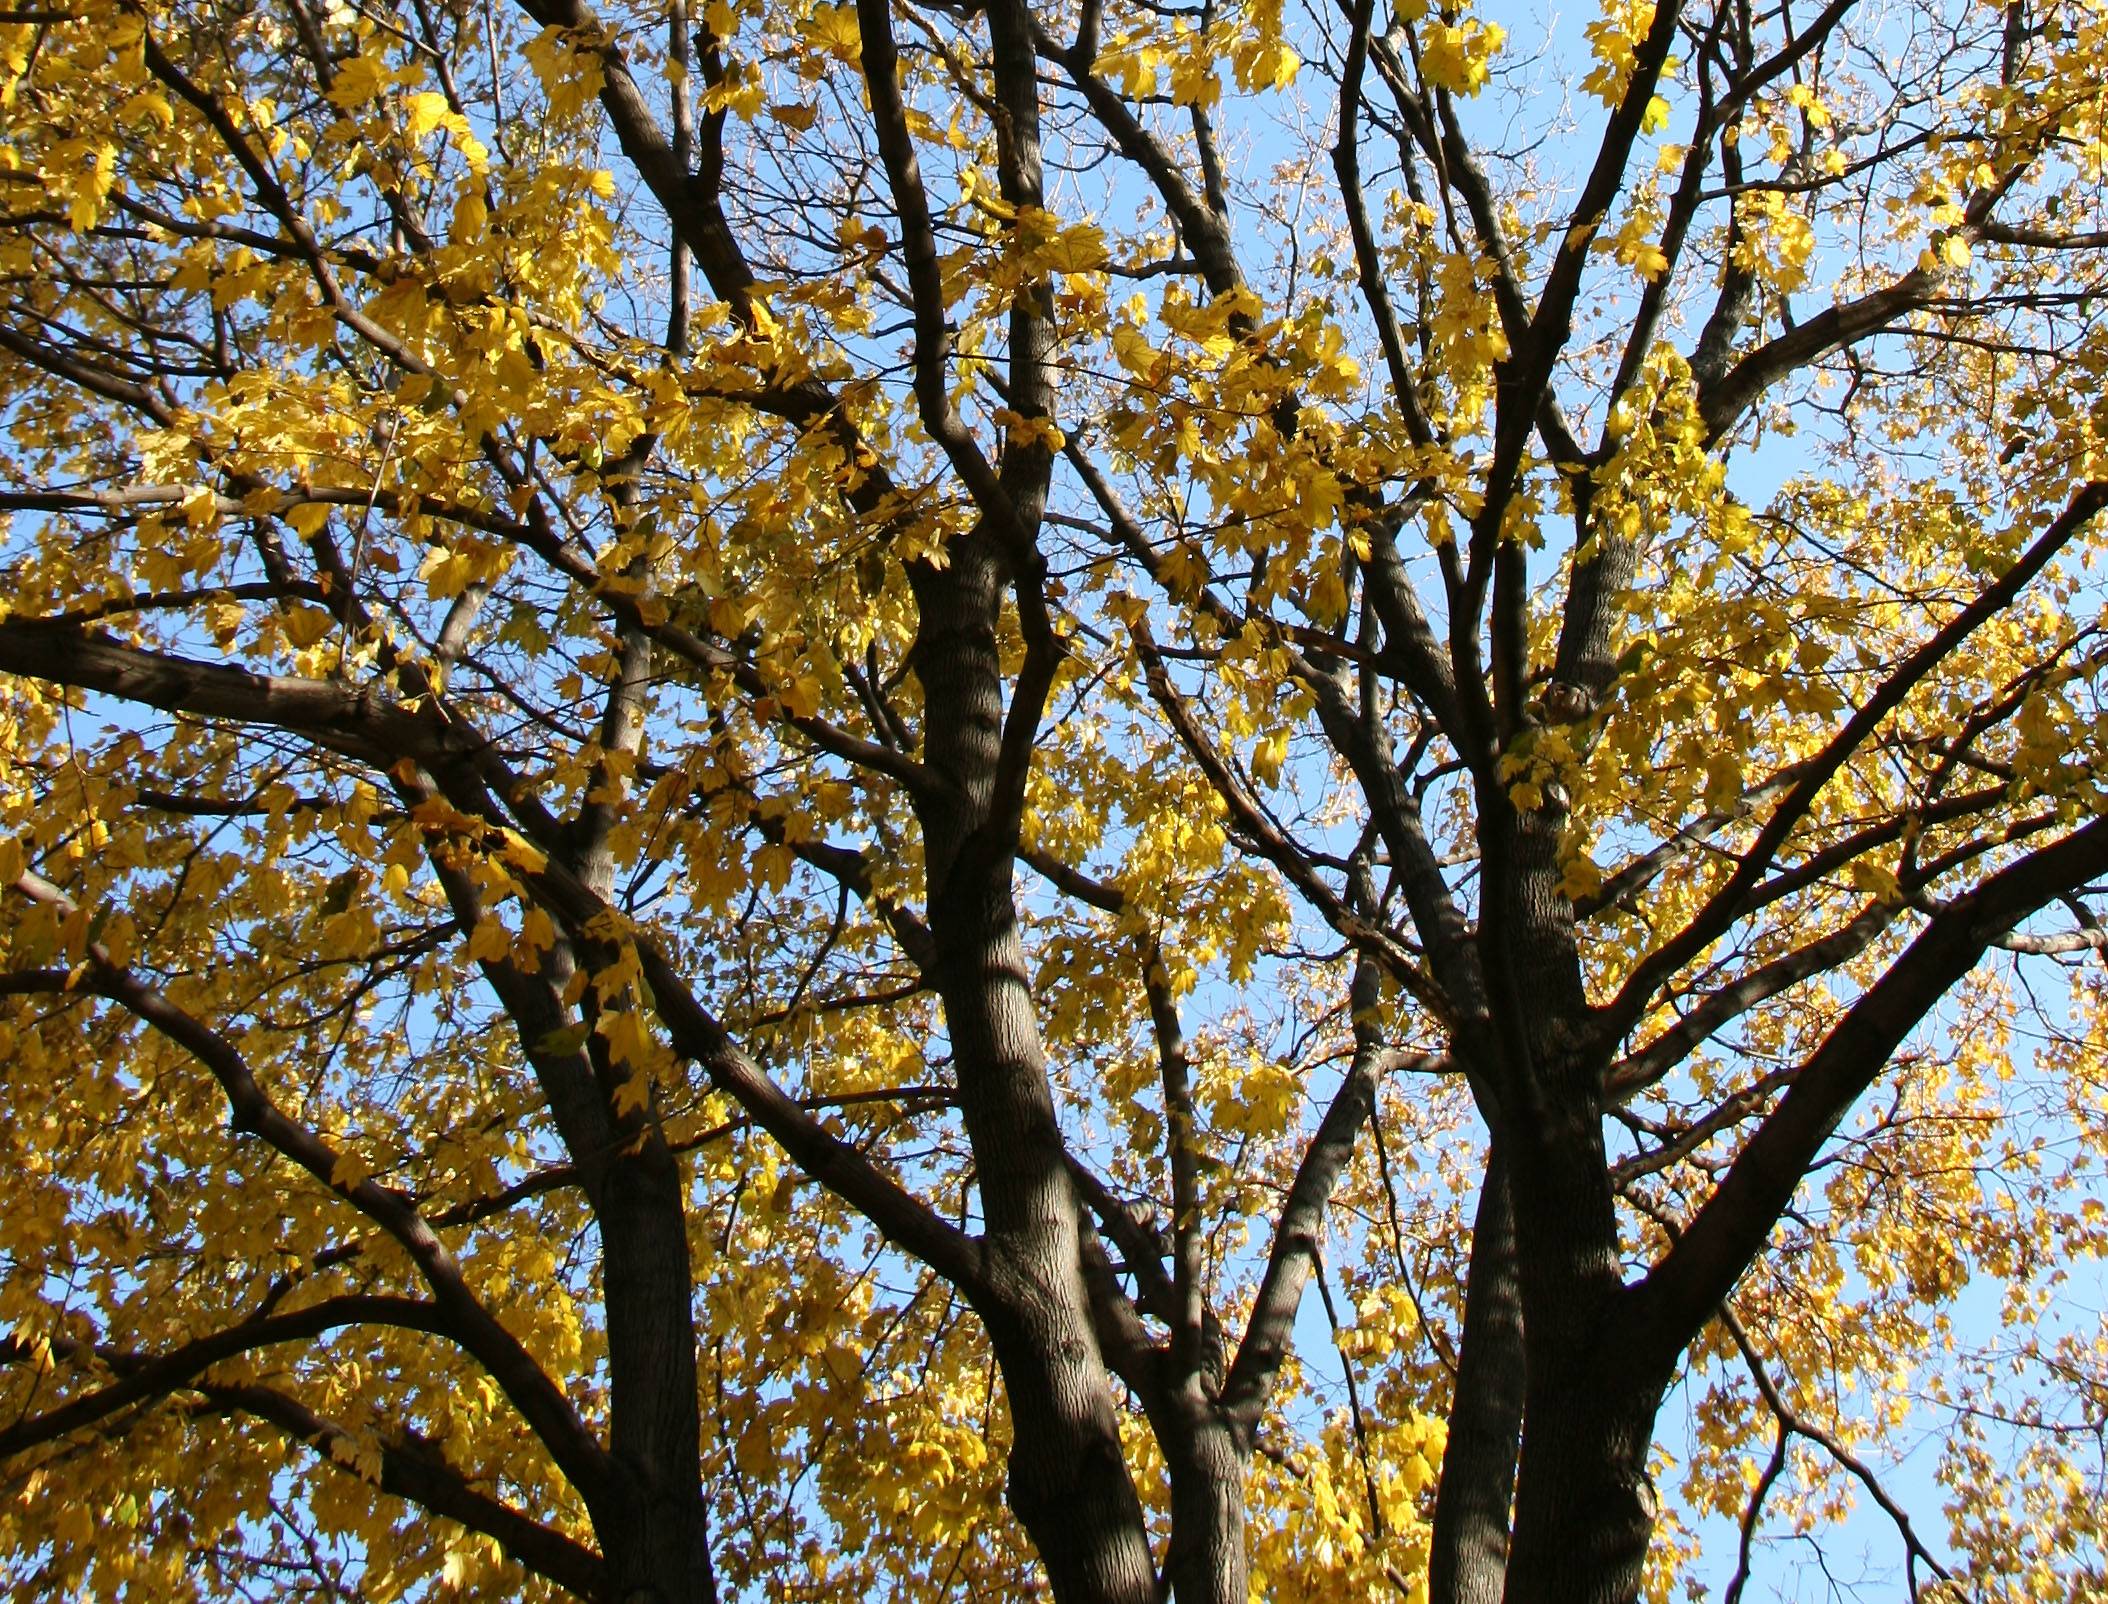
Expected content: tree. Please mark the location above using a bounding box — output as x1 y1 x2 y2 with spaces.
4 0 2108 1594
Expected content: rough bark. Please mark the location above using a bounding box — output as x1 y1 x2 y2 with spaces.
1496 1110 1664 1604
912 542 1158 1604
1427 1143 1523 1604
1499 1383 1662 1604
572 562 719 1604
594 1134 719 1604
1161 1405 1249 1604
1481 750 1651 1602
1499 1068 1660 1604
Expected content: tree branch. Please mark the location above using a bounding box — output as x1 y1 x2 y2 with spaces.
0 894 616 1505
1624 809 2108 1369
196 1380 609 1600
1599 479 2108 1053
1219 960 1397 1427
0 1295 446 1459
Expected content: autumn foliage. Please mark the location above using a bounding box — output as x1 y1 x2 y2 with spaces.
4 0 2108 1598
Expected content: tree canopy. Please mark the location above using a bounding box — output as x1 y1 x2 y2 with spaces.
3 0 2108 1597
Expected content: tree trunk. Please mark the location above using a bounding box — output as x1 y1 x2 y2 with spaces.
1428 1142 1523 1604
986 1287 1163 1604
1479 792 1654 1604
911 542 1158 1604
1499 1072 1658 1604
596 1134 719 1604
1500 1380 1659 1604
1161 1403 1248 1604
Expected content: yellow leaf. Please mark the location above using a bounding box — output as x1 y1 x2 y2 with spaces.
126 91 174 129
404 91 451 140
326 53 388 108
803 3 860 60
280 605 334 649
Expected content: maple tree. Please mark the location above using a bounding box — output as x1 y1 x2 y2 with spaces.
4 0 2108 1595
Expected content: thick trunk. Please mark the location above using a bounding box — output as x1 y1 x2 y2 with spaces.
1428 1143 1523 1604
1497 1090 1651 1604
1500 1381 1659 1604
1161 1405 1248 1604
911 543 1156 1604
958 904 1158 1604
595 1134 718 1604
1479 784 1653 1604
578 612 717 1603
1498 1043 1655 1604
987 1290 1162 1604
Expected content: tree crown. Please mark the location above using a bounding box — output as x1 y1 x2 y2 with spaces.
4 0 2108 1597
